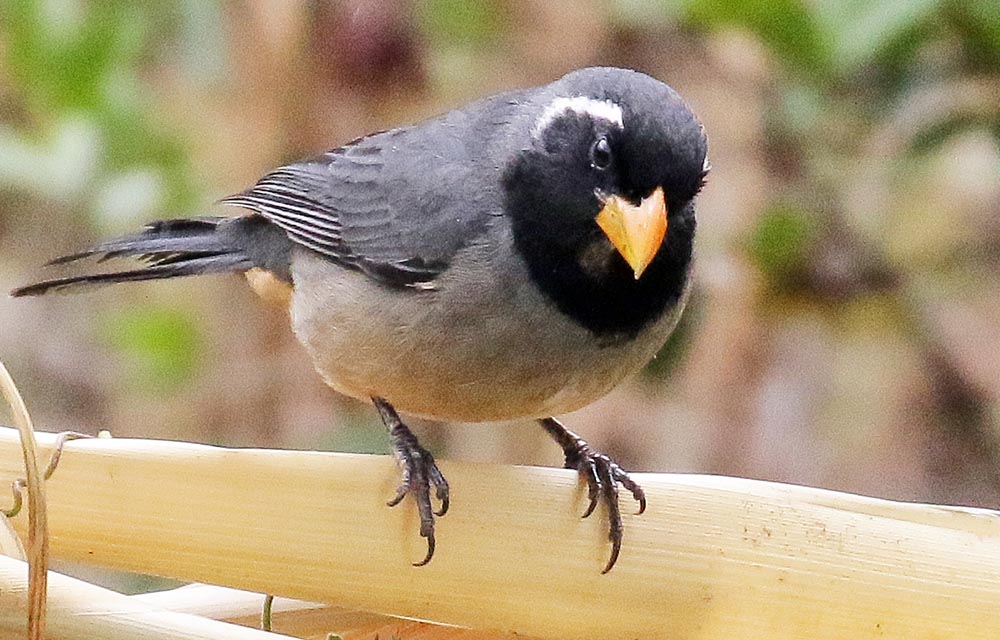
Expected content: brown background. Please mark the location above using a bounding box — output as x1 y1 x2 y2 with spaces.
2 1 999 520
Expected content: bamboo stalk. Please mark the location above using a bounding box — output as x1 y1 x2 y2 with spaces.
0 363 48 640
1 515 25 560
0 569 522 640
2 426 1000 639
0 555 297 640
134 584 528 639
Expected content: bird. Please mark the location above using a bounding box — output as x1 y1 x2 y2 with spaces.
11 66 709 573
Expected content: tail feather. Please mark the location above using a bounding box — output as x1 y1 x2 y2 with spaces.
46 219 231 266
10 256 253 297
10 216 290 298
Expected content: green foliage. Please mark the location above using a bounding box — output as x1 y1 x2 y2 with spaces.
746 205 817 285
684 0 832 78
4 0 146 112
949 1 1000 67
678 0 979 90
417 0 503 47
99 306 202 393
0 0 204 217
910 115 986 156
1 0 224 391
682 0 1000 296
814 0 940 76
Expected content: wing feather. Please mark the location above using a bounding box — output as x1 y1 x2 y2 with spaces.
221 103 509 287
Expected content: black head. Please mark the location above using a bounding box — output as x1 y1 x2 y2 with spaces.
504 67 708 340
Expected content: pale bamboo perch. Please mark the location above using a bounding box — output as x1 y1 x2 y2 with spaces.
0 554 299 640
133 584 529 639
2 426 1000 639
0 564 520 640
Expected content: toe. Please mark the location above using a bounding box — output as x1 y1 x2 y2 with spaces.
601 536 622 575
413 532 436 567
579 457 603 518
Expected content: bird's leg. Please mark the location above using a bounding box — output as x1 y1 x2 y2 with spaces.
538 417 646 573
372 396 450 566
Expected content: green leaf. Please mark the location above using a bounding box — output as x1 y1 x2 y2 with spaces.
814 0 941 74
100 305 202 392
611 0 683 29
682 0 833 79
0 0 201 216
746 204 817 284
948 0 1000 67
418 0 503 46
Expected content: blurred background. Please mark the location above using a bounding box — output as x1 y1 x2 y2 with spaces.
2 0 999 526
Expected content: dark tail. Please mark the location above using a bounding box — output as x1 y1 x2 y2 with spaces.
10 215 291 297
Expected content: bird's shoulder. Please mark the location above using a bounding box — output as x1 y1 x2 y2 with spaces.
222 91 531 288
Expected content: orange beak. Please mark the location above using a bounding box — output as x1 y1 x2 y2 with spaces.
595 186 667 279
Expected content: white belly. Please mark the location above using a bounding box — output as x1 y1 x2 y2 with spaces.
288 239 685 422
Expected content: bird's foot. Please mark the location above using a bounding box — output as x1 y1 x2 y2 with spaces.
539 418 645 573
373 397 450 566
387 431 450 566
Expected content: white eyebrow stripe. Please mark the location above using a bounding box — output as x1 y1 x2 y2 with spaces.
532 96 624 139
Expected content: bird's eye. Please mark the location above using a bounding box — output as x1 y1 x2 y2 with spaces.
590 137 612 170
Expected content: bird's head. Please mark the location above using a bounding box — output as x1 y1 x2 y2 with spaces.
506 67 708 280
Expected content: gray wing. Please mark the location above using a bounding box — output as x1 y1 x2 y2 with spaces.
221 99 521 287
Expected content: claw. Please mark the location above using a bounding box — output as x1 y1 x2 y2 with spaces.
602 538 622 575
625 482 647 515
580 458 602 519
372 396 451 567
435 490 450 517
413 532 435 567
573 453 640 572
429 465 450 516
539 417 645 573
386 446 446 566
386 486 407 508
596 459 623 574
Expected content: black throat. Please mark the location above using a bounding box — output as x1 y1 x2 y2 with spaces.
509 202 695 342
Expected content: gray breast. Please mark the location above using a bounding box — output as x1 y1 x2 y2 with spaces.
287 226 684 422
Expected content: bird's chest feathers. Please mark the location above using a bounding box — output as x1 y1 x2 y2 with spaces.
289 245 676 421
